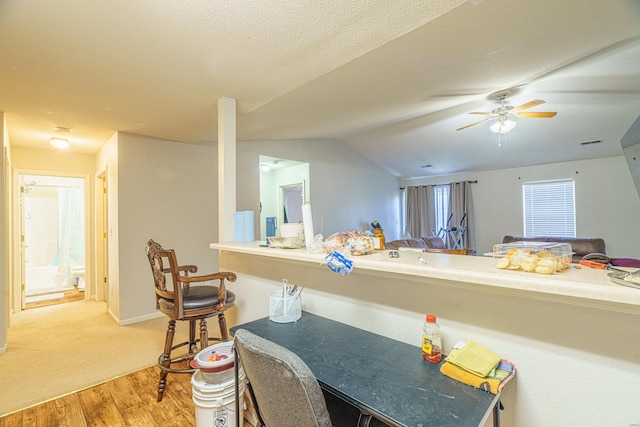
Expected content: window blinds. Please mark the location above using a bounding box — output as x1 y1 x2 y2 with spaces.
523 179 576 237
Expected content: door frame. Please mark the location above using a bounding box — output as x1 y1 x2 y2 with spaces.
11 169 91 313
96 169 108 304
17 174 25 309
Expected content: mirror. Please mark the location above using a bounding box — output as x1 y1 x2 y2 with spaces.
621 114 640 200
259 156 310 241
281 183 304 224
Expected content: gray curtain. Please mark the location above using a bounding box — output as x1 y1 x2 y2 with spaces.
449 181 477 251
406 182 477 251
405 186 436 238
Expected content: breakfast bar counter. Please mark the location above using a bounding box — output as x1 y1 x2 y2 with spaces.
210 241 640 315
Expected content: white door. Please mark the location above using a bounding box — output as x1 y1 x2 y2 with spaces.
18 175 26 309
98 171 109 303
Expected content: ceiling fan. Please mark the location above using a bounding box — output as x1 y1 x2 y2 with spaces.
456 90 557 133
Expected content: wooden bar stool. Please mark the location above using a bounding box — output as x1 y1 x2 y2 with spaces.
145 239 237 402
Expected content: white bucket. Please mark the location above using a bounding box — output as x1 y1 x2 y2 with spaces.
192 369 246 427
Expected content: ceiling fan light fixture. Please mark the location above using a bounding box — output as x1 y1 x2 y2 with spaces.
50 136 70 149
490 119 516 134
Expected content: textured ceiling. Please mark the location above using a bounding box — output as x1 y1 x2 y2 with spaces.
1 0 639 178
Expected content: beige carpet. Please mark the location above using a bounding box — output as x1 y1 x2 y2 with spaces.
0 300 194 416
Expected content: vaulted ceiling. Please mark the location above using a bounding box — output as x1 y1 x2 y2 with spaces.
1 0 639 178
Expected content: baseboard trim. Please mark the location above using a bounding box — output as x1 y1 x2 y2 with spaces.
116 310 164 326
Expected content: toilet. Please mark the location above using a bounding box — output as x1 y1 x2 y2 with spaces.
71 266 85 289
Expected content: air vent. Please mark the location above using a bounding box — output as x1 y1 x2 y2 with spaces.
580 140 603 146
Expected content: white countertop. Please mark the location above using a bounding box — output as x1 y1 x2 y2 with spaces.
210 241 640 315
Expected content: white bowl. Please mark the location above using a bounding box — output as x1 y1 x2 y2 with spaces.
268 236 304 249
193 341 234 372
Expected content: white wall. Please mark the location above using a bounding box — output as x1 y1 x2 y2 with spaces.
0 113 8 355
402 156 640 258
238 139 402 241
114 133 219 324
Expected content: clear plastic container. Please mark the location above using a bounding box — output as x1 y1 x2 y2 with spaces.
492 241 573 274
269 290 302 323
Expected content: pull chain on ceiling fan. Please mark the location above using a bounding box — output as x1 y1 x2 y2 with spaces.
456 90 557 140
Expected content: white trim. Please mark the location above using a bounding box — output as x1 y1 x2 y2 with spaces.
114 309 165 326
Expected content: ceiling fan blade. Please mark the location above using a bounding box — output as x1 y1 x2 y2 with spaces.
468 111 493 115
511 99 545 113
516 112 557 118
457 118 491 131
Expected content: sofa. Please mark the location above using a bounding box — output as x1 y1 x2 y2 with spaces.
386 236 446 250
386 237 476 255
502 235 606 263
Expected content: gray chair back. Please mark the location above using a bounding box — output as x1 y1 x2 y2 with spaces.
233 329 333 427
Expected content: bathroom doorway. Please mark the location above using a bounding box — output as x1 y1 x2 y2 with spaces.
19 173 86 309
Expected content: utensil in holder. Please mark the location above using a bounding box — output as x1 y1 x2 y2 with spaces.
269 290 302 323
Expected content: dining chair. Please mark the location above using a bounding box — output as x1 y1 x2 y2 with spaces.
233 328 383 427
145 239 237 401
233 328 334 426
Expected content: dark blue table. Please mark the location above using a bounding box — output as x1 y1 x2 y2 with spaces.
231 311 501 427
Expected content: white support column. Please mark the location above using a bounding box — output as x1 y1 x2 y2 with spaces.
218 96 237 242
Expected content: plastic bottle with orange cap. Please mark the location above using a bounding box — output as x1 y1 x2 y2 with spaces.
421 314 442 363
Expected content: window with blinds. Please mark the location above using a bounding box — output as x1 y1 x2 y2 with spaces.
434 185 450 236
523 179 576 237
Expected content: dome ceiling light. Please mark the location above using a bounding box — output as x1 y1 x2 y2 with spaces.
50 127 71 149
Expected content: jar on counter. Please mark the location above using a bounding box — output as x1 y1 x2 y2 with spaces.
372 228 385 250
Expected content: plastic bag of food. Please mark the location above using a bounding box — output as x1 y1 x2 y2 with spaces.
322 231 359 253
305 234 325 253
347 235 374 256
322 251 354 275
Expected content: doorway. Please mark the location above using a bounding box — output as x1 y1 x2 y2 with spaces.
281 183 304 224
19 173 86 309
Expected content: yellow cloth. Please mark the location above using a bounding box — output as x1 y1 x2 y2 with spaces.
440 362 502 394
445 341 501 377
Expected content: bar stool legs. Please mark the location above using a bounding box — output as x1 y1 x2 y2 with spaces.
157 319 176 402
199 319 208 353
156 318 216 402
218 313 229 341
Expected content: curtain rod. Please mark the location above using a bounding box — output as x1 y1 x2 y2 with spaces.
400 180 477 190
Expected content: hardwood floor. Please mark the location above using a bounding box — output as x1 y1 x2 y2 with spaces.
24 288 85 310
0 365 254 427
0 361 378 427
